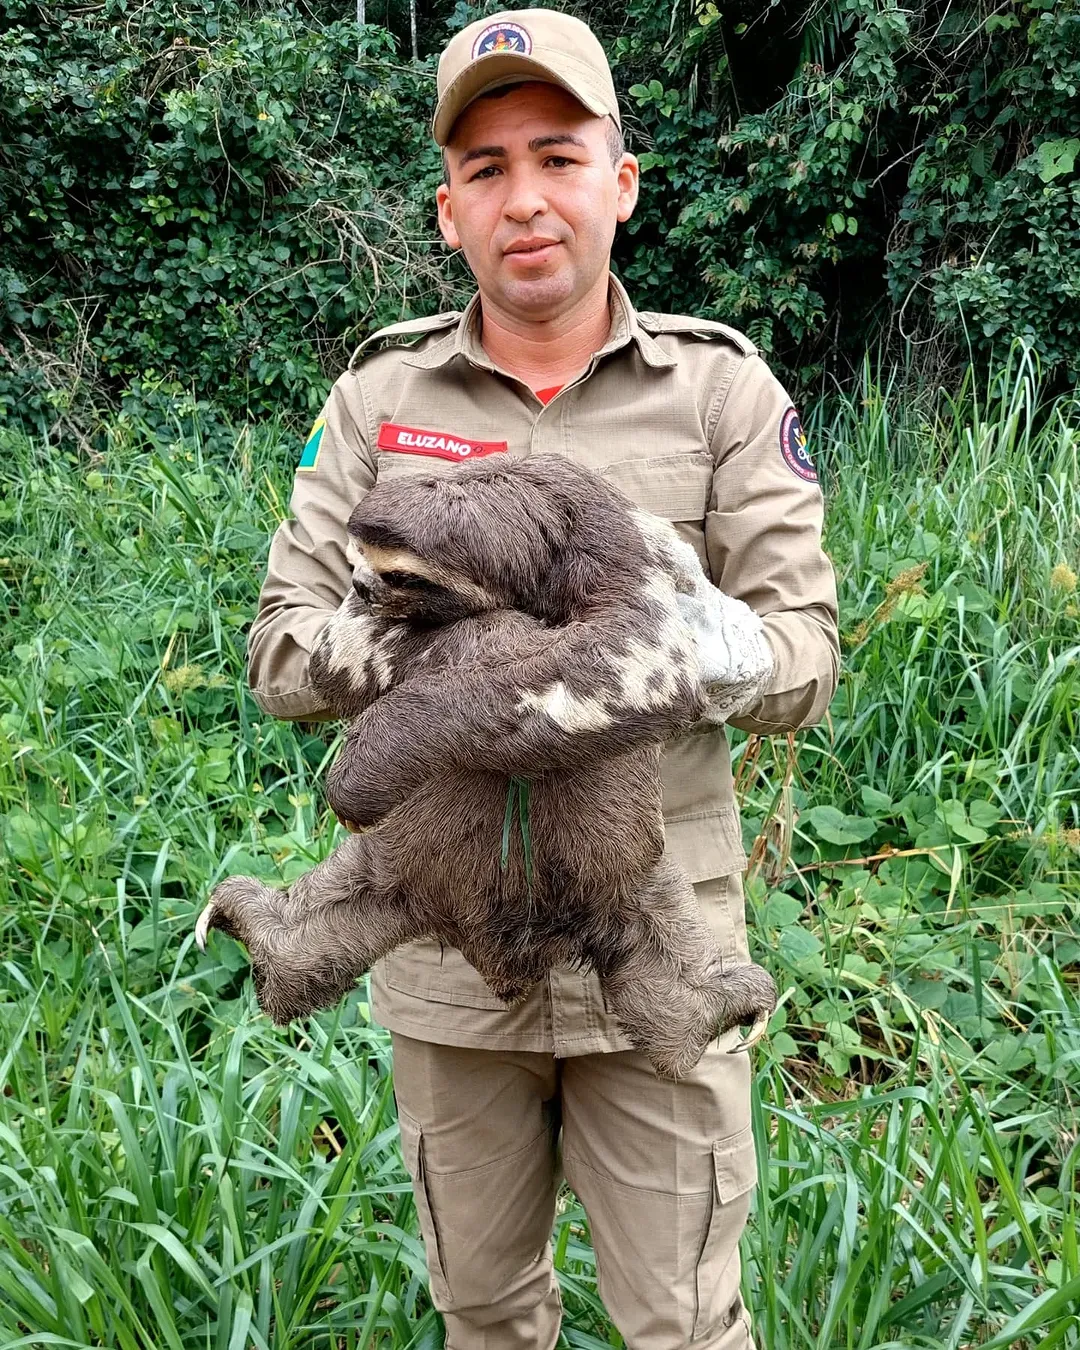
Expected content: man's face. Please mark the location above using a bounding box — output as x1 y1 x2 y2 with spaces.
436 82 639 320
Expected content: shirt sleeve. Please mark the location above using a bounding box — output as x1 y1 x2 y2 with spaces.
704 353 840 734
246 372 377 720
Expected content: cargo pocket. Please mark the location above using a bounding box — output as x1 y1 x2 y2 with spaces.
397 1106 453 1307
692 1124 757 1339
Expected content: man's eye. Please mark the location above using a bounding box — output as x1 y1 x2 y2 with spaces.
471 165 501 180
545 156 574 168
382 570 430 590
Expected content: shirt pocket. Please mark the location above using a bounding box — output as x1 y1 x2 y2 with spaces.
598 452 713 524
384 937 511 1009
374 450 457 483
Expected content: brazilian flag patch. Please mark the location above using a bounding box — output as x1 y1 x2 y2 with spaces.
298 417 325 472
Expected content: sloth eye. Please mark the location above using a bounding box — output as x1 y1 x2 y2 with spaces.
381 570 431 590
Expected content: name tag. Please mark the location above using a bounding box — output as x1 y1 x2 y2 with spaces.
377 422 508 462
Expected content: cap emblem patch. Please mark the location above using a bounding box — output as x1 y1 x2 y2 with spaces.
471 21 532 58
780 406 817 483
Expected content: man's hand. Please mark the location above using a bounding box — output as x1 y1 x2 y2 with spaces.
676 584 775 725
637 511 776 726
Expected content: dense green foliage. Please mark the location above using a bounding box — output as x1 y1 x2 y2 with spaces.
0 0 450 426
3 0 1080 431
620 0 1080 373
1 352 1077 1345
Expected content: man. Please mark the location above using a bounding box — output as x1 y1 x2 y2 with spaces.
246 10 839 1347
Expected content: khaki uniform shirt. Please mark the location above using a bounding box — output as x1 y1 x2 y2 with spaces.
247 274 840 1056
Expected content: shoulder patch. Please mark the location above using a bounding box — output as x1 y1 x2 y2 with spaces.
780 407 817 483
636 312 757 356
297 416 325 473
348 312 462 371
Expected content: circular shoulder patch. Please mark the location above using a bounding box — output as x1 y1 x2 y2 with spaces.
780 406 817 483
472 21 533 58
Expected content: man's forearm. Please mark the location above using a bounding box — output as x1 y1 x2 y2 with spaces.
726 603 839 734
245 371 378 722
247 604 335 721
704 352 840 736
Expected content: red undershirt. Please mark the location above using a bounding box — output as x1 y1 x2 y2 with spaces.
534 385 563 405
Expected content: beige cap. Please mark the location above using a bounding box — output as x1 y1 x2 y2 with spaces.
433 9 620 147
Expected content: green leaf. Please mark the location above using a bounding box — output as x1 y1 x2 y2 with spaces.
967 800 1000 828
805 805 878 845
840 954 882 985
903 977 949 1010
764 893 804 928
1036 137 1079 183
826 1020 862 1052
778 927 822 963
895 588 948 622
769 1030 798 1058
939 799 988 844
860 786 894 817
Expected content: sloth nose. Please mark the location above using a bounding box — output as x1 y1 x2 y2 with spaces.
352 575 373 603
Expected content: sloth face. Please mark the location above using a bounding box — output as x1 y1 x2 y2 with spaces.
346 537 501 626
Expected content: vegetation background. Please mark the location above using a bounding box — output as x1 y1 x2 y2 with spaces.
1 0 1078 1346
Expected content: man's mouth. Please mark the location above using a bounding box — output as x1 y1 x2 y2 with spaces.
503 238 561 257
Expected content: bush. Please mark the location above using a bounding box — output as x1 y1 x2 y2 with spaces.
0 0 461 424
611 0 1080 382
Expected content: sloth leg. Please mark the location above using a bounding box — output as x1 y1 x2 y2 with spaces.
594 858 778 1081
195 834 417 1025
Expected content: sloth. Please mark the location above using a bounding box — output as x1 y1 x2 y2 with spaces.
196 455 777 1079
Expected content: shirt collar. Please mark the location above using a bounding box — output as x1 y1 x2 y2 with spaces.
401 273 678 372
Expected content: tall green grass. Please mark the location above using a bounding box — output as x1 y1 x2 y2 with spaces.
1 347 1077 1347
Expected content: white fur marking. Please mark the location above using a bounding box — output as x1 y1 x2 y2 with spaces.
322 607 399 691
519 681 614 733
631 508 707 594
603 569 697 710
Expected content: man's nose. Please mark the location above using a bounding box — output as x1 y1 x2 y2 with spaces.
502 168 548 222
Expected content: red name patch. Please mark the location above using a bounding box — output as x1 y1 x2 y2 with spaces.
377 422 508 462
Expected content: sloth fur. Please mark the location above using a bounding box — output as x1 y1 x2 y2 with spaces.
196 455 777 1079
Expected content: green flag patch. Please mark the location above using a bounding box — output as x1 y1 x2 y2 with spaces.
298 417 325 472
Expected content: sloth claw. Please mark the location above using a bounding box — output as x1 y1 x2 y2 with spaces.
726 1008 771 1054
194 875 274 954
194 902 216 952
704 960 778 1038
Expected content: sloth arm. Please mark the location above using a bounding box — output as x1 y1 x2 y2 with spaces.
307 590 443 720
326 607 704 827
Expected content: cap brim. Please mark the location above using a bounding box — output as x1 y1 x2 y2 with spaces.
432 54 610 146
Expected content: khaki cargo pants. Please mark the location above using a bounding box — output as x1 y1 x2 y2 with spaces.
391 1027 757 1349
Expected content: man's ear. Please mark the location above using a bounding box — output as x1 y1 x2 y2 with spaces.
616 152 639 223
436 182 462 250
